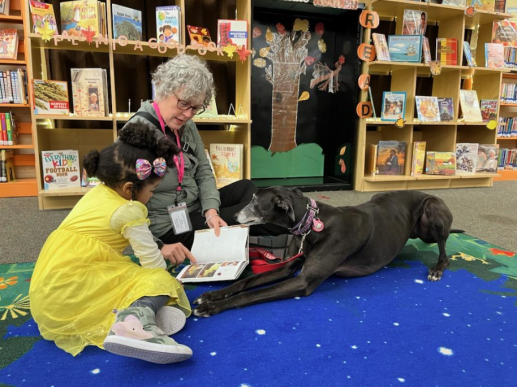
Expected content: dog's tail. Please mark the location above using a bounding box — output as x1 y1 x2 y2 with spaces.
450 229 465 234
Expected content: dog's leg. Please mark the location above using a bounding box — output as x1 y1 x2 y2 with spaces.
194 257 305 305
424 200 453 281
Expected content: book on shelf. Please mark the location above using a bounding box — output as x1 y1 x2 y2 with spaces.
0 29 18 60
459 90 483 122
376 140 406 176
80 168 100 187
422 37 432 64
217 19 248 49
0 69 28 104
500 82 517 103
477 144 499 172
503 46 517 68
442 0 467 6
485 43 505 68
0 0 10 16
494 0 506 12
176 225 249 283
32 80 70 115
112 4 142 40
480 99 498 122
187 25 212 46
436 38 457 66
455 143 479 174
402 9 427 36
41 150 81 190
492 20 517 47
29 1 58 34
156 5 181 43
388 35 422 63
204 148 218 185
70 68 109 117
438 97 454 121
209 143 243 188
372 33 390 62
60 1 106 38
0 149 14 183
411 141 426 177
0 112 17 146
498 148 517 170
497 116 517 137
463 41 477 67
415 96 441 122
381 91 406 121
426 152 456 176
366 143 378 176
474 0 496 12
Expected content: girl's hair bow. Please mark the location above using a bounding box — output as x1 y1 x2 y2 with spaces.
136 157 167 180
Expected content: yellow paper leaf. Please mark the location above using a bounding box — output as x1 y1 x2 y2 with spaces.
265 27 274 42
37 21 56 43
318 39 327 53
298 91 310 101
253 58 266 68
259 47 271 57
293 18 309 32
340 146 347 156
223 43 237 58
486 120 497 130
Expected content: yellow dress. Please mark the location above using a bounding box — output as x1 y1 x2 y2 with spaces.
30 184 191 356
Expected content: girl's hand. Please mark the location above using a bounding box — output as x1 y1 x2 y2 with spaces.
161 243 196 266
205 209 228 237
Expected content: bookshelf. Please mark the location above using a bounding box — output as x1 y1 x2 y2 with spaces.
0 0 38 198
354 0 508 192
495 72 517 181
24 0 252 210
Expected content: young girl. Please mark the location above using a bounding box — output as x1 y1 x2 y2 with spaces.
30 123 194 364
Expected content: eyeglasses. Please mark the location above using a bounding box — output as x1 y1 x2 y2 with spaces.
174 93 206 115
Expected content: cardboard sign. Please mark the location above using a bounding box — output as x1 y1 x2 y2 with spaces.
357 102 373 118
358 74 371 90
357 43 376 62
359 11 379 29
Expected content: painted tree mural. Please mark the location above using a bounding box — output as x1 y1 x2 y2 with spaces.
258 20 311 153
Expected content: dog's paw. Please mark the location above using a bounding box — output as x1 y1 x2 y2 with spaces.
193 302 221 318
193 290 228 305
427 269 443 281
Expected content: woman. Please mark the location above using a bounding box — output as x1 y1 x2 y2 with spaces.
124 55 285 265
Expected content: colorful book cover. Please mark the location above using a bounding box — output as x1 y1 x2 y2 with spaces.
41 150 81 190
438 97 454 121
204 149 218 185
426 152 457 175
463 41 478 66
494 0 506 12
376 141 406 175
29 1 58 34
492 20 517 47
442 0 467 6
0 29 18 60
459 90 483 122
209 144 244 187
381 91 406 121
436 38 458 66
411 141 426 176
32 79 70 115
477 144 499 172
217 19 248 49
112 4 142 40
402 10 427 36
456 143 479 174
422 37 432 64
372 33 391 61
485 43 505 67
156 5 181 43
70 68 107 117
60 1 103 37
480 99 498 121
187 25 212 46
388 35 422 63
474 0 496 11
415 96 441 122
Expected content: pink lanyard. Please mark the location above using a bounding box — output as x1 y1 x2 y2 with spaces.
152 102 184 196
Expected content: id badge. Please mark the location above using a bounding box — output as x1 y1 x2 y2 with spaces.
167 202 193 235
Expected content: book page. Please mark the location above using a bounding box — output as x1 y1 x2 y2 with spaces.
177 261 247 282
191 225 249 264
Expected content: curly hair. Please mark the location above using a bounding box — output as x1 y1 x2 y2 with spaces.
83 122 180 199
152 55 215 106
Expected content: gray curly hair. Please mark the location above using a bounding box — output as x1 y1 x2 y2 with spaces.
152 55 214 106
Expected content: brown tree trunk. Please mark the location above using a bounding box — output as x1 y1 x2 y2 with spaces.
269 62 301 153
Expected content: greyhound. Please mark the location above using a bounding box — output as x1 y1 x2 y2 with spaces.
193 188 457 317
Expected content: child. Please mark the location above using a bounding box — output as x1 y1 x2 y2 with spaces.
30 123 194 364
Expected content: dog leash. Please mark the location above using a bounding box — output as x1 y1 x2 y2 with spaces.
289 198 325 236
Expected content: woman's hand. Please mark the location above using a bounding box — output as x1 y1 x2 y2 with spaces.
161 243 196 266
205 209 228 236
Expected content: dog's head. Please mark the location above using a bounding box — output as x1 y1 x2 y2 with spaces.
234 186 305 228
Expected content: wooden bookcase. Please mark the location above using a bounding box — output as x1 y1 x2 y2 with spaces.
354 0 511 192
24 0 251 210
0 0 38 198
495 72 517 181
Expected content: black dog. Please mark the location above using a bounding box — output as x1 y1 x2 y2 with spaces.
193 188 456 317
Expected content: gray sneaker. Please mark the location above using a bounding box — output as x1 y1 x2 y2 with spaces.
155 306 187 336
103 306 192 364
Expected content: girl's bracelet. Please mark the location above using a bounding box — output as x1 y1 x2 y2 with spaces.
205 214 220 227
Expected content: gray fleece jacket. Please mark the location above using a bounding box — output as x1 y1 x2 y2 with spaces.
125 101 220 238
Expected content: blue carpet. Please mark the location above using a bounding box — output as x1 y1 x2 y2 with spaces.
0 233 516 386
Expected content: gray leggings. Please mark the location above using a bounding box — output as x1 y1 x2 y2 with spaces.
130 295 169 315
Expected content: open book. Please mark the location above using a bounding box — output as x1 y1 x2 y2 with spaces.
176 225 249 283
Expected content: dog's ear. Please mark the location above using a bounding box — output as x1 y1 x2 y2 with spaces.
276 196 296 222
289 187 303 196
